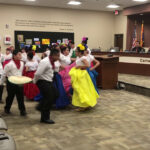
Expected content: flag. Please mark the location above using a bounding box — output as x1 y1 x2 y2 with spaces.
132 24 137 48
140 22 144 47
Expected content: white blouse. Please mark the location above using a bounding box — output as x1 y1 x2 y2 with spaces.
33 54 41 63
4 53 12 61
76 56 88 66
60 53 71 66
86 54 94 65
25 61 38 71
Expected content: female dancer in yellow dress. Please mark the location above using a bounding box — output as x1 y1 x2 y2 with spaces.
69 44 99 110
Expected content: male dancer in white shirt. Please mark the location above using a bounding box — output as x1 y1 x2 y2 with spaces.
1 50 26 116
34 48 60 124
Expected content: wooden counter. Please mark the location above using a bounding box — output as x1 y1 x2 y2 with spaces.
95 55 119 89
92 52 150 76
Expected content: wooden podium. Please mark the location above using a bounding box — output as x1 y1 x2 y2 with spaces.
94 55 119 89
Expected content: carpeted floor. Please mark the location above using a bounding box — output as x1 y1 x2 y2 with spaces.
0 89 150 150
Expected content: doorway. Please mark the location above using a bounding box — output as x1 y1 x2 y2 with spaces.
114 34 123 51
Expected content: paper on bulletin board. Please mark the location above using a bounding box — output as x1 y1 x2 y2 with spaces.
19 42 25 49
34 38 39 42
62 38 68 44
26 39 32 45
17 35 24 42
35 41 41 48
42 39 50 45
57 40 61 44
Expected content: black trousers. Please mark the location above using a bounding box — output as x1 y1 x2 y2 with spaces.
0 85 4 101
5 80 26 113
37 80 58 121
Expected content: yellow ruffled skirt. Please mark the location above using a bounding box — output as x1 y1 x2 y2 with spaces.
69 68 99 108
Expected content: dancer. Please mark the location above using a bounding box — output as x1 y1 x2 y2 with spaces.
34 48 60 124
60 46 71 66
3 48 12 68
69 44 99 111
84 49 100 94
0 46 5 103
21 47 27 63
53 59 70 109
69 41 76 58
24 52 39 100
1 50 27 116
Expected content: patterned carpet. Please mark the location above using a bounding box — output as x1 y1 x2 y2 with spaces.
118 74 150 88
0 90 150 150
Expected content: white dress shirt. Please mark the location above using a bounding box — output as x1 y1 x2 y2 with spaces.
54 61 61 73
0 54 5 75
34 57 54 83
1 60 24 84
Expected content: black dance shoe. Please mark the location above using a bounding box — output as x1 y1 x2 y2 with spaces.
20 111 27 116
4 109 11 114
40 119 55 124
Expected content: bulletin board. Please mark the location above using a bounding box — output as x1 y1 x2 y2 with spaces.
15 31 74 53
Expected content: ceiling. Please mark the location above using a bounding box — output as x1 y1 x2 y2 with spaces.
0 0 149 11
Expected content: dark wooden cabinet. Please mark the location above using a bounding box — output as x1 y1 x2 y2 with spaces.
95 55 119 89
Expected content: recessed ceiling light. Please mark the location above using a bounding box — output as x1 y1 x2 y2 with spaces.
133 0 148 2
24 0 36 2
68 1 82 5
107 4 120 8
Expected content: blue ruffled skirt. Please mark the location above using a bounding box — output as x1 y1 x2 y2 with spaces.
53 73 70 108
87 68 99 94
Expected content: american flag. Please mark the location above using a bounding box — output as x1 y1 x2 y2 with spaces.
132 24 137 48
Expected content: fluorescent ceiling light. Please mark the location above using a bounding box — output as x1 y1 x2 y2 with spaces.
68 1 82 5
107 4 120 8
24 0 36 2
133 0 148 2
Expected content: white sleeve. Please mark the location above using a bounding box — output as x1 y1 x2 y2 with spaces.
34 61 47 82
81 56 88 61
25 62 29 67
0 64 10 84
60 54 71 65
69 49 73 57
1 54 5 63
88 48 91 54
36 55 41 63
90 55 94 61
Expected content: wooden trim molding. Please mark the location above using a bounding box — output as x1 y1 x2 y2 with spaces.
123 3 150 16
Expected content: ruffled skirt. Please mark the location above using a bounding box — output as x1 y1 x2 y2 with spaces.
69 68 99 108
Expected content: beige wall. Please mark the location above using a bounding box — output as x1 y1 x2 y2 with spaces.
114 12 127 50
0 4 116 53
